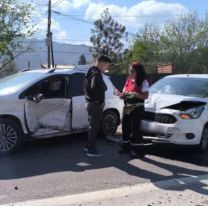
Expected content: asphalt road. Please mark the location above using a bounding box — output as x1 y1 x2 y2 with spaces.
0 132 208 205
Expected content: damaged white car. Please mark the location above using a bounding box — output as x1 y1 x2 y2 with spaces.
142 74 208 152
0 67 122 156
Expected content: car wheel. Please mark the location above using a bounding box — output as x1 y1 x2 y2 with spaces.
0 118 23 156
197 125 208 153
101 110 119 137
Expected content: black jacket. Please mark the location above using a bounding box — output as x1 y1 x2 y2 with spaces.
84 66 107 104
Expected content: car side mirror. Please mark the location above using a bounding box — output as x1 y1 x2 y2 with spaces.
33 93 43 103
27 93 43 103
113 88 122 96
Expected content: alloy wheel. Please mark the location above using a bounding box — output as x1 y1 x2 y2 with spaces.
0 123 18 152
102 111 118 136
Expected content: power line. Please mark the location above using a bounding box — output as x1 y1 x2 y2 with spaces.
53 0 64 7
52 10 93 25
37 12 168 17
25 38 91 41
49 10 193 25
37 12 206 18
14 50 92 55
34 3 48 7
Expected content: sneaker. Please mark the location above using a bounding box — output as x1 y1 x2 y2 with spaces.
86 149 103 157
83 146 89 152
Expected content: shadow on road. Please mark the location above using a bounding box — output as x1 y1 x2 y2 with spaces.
0 133 208 195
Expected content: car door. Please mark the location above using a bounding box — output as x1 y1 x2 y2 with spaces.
23 75 72 135
70 73 88 129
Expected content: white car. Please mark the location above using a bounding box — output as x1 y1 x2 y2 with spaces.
142 74 208 152
0 66 122 156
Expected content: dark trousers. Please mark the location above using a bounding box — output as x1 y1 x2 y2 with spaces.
86 102 103 150
122 106 144 144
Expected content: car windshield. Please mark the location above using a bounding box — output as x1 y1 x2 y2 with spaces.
150 77 208 98
0 72 44 95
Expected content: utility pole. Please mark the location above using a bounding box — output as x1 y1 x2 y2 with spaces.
46 0 54 68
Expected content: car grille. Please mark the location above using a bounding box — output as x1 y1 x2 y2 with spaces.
143 111 177 124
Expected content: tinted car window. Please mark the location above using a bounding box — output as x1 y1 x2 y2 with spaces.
150 77 208 98
39 76 66 98
70 73 85 97
22 76 67 99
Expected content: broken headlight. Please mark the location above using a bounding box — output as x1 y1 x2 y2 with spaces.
179 106 204 119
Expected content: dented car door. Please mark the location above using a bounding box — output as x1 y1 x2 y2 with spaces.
24 75 72 135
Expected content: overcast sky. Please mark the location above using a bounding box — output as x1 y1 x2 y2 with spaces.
28 0 208 45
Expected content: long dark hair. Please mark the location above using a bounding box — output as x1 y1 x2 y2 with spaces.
131 61 147 88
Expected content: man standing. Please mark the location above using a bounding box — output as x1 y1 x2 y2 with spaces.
84 55 111 157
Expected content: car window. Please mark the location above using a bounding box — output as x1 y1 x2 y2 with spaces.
21 75 67 99
70 73 85 97
150 77 208 98
39 76 67 98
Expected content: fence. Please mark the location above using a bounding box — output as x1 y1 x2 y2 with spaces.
109 74 171 91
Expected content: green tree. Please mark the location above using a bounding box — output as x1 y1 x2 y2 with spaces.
160 13 208 73
0 0 34 72
127 12 208 74
90 9 127 61
78 54 87 65
126 25 162 73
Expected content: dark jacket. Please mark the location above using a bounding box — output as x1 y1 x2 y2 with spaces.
84 66 107 104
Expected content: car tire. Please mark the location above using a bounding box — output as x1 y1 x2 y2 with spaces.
0 118 23 156
100 110 119 138
197 125 208 153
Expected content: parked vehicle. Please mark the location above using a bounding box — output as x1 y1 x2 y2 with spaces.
0 66 122 156
142 74 208 152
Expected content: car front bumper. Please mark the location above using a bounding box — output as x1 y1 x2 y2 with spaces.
141 111 203 146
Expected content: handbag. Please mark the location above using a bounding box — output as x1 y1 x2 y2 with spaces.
122 104 137 115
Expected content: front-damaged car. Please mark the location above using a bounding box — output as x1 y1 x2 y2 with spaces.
142 74 208 152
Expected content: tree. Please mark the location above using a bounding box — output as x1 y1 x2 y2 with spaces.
0 0 34 72
0 57 16 78
126 25 162 73
160 13 208 73
78 54 87 65
126 12 208 74
90 9 127 61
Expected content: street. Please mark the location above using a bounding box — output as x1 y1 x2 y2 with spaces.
0 132 208 205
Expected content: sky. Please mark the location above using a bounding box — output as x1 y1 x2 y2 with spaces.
28 0 208 46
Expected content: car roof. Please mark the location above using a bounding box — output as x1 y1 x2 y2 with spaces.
165 74 208 79
21 65 91 75
21 65 111 79
22 68 84 75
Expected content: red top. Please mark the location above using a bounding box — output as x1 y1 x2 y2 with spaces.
123 78 141 93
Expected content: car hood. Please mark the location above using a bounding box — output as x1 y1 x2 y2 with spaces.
145 93 207 111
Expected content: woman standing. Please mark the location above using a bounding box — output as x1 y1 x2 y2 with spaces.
119 61 149 156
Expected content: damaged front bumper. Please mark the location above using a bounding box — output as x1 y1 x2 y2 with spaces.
141 110 204 146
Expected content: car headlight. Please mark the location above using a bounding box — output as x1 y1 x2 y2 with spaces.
179 106 204 119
